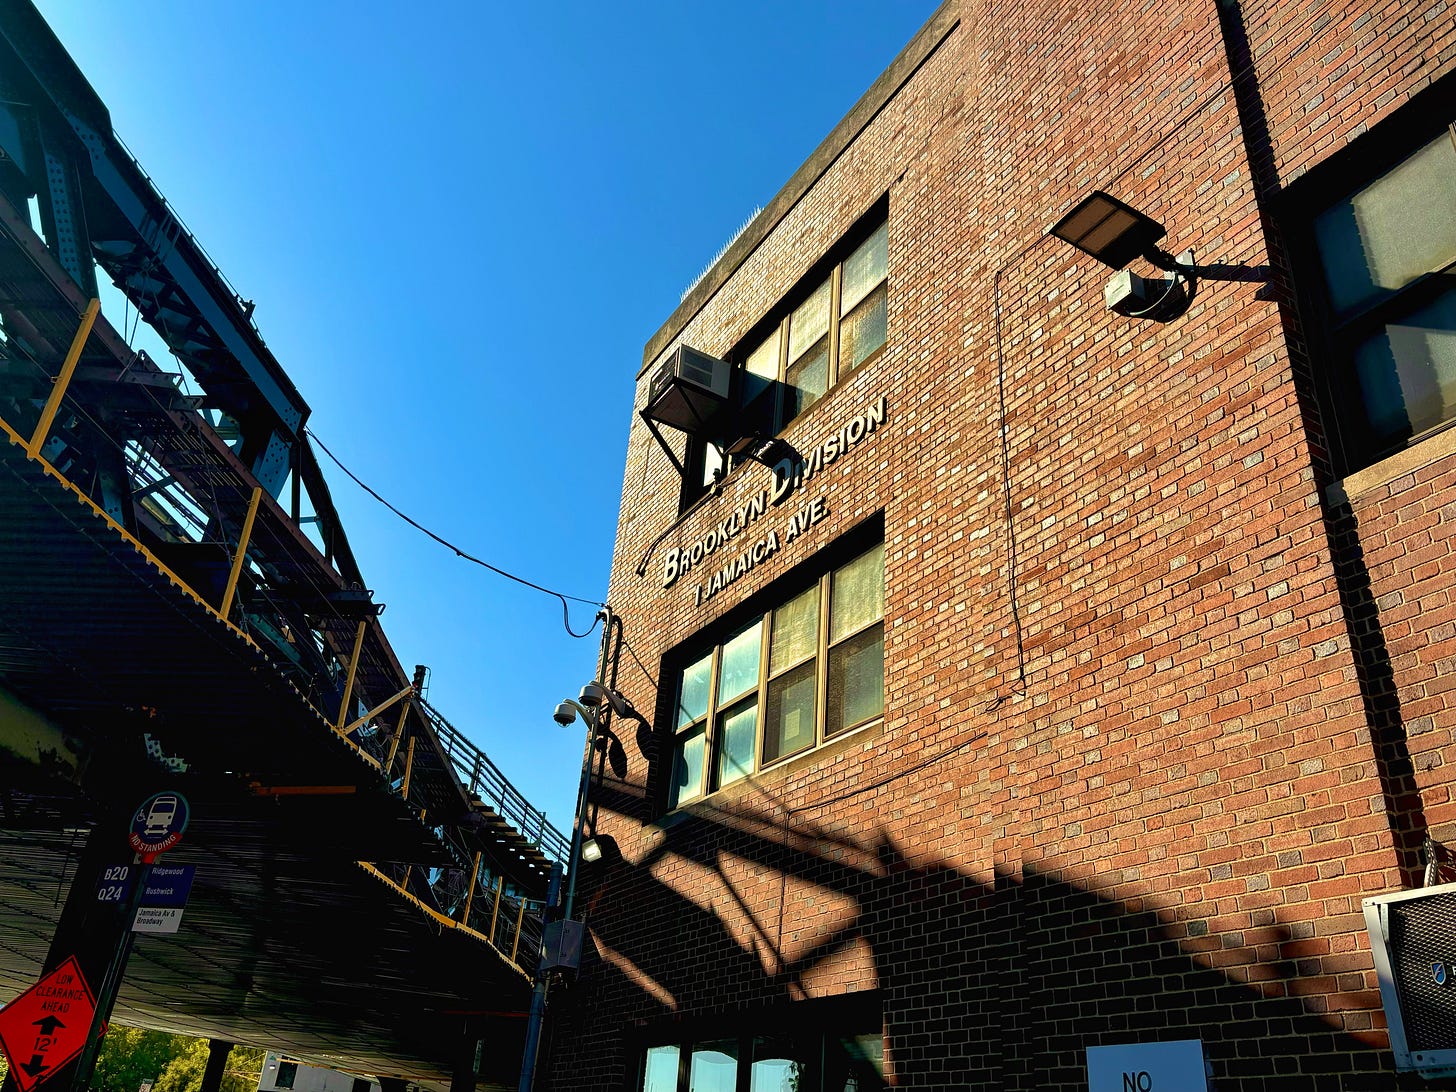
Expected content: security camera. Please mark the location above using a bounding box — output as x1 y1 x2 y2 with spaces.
605 689 639 720
553 702 578 727
579 682 606 709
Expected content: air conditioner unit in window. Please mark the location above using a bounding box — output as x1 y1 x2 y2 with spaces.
644 345 732 438
1364 882 1456 1077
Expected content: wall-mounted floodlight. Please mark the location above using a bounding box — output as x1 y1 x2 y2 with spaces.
580 835 620 865
1049 191 1168 269
1048 191 1195 321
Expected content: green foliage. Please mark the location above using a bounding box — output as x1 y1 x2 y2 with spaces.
0 1022 264 1092
87 1026 266 1092
92 1026 185 1092
151 1039 266 1092
221 1046 266 1092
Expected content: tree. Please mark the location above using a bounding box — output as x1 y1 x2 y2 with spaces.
91 1026 186 1092
152 1038 265 1092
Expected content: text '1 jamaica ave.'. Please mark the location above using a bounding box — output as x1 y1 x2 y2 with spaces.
661 395 887 606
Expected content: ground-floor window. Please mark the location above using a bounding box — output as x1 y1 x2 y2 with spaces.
639 1027 884 1091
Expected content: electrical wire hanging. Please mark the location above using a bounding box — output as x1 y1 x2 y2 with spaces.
305 427 605 638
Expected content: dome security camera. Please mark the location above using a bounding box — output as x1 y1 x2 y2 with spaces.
553 702 578 727
579 682 607 708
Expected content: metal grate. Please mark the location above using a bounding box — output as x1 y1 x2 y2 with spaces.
1390 888 1456 1052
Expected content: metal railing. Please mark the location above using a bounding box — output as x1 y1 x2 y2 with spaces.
415 696 571 866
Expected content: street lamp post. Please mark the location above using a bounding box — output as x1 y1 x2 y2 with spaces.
560 700 596 924
518 668 641 1092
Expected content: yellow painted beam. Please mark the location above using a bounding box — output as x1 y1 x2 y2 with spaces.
385 700 410 775
28 298 99 459
488 876 504 943
402 735 416 800
354 863 531 979
510 898 527 961
335 619 368 729
220 485 263 620
340 683 413 737
461 851 483 923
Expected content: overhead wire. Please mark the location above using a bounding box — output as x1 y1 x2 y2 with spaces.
304 427 605 639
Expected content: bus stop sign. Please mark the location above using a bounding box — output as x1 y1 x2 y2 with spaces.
127 791 189 862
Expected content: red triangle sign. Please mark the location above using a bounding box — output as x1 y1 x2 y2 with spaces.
0 957 98 1092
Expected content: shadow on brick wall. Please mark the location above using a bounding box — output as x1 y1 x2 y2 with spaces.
542 780 1449 1092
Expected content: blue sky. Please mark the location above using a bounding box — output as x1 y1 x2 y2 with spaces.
37 1 938 828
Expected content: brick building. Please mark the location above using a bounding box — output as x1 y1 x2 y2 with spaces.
544 0 1456 1088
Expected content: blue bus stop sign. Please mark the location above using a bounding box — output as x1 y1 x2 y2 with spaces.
128 792 190 862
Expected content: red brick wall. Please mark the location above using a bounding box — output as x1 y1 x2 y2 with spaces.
1340 448 1456 855
543 1 1456 1088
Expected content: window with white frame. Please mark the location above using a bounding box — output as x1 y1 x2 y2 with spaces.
666 540 884 808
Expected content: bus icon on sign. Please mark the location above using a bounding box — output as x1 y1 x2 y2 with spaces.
143 795 181 839
128 791 190 861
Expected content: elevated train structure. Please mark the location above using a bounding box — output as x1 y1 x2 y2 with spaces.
0 2 567 1087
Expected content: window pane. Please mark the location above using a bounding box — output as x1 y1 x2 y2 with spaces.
826 1034 886 1091
827 623 884 734
764 660 816 764
830 543 885 643
751 1034 814 1092
788 278 832 362
690 1040 739 1092
715 699 758 788
770 584 820 674
718 620 763 702
701 442 724 490
670 724 707 807
1353 282 1456 451
276 1064 297 1090
785 338 829 421
838 284 887 378
1314 134 1456 318
678 653 712 729
740 329 781 434
642 1046 680 1092
842 221 888 315
746 329 780 379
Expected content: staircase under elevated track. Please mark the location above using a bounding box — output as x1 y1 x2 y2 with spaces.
0 3 571 1086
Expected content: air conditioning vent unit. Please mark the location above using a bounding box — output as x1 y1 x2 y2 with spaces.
1364 882 1456 1077
643 345 732 439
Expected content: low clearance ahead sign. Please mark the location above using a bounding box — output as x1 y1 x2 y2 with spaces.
0 957 98 1092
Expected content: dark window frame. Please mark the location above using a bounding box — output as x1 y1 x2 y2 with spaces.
660 524 885 812
1281 79 1456 476
631 993 885 1092
681 198 890 511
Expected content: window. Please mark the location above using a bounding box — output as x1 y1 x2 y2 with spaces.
684 211 888 507
666 541 884 808
638 1026 884 1092
275 1062 298 1090
1308 121 1456 470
